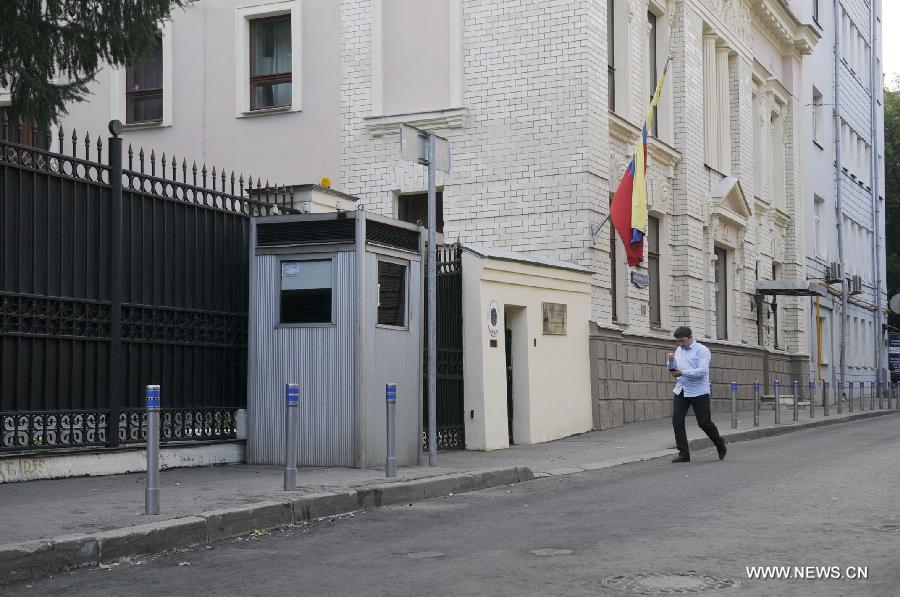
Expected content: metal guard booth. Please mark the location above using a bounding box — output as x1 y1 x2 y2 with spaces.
247 211 423 469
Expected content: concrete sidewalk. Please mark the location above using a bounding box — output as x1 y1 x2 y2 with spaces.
2 405 898 585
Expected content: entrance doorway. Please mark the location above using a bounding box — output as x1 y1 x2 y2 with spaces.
503 305 528 445
505 328 514 444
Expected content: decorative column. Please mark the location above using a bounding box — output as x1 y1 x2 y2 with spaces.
716 46 731 174
703 34 718 170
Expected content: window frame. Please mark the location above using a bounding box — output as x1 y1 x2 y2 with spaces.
812 87 824 149
110 21 172 128
376 256 409 329
276 255 336 327
235 0 302 117
125 35 164 125
249 14 293 111
714 246 729 340
647 10 658 139
607 0 615 113
647 215 661 328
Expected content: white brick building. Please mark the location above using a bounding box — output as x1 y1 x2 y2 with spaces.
51 0 830 428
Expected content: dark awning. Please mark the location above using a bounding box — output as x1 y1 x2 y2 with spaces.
756 279 827 297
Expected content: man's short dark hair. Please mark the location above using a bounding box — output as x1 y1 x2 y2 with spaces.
674 326 692 339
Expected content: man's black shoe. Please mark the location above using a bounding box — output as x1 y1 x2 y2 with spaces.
671 454 690 463
717 442 727 460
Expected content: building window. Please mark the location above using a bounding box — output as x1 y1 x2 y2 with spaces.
714 246 728 340
770 107 786 209
377 260 407 327
126 36 163 124
610 192 619 322
607 0 615 112
814 195 826 259
280 260 332 324
648 215 661 327
398 192 444 233
812 87 824 147
236 1 301 116
250 16 292 110
752 89 762 197
647 11 658 139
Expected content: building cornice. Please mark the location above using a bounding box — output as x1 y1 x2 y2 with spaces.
363 107 470 137
749 0 821 57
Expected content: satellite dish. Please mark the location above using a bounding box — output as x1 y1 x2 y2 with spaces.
890 293 900 315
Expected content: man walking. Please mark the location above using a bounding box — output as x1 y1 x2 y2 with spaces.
668 326 726 463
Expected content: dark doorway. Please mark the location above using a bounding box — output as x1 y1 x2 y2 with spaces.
505 328 514 444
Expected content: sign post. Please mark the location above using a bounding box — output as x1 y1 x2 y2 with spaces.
400 125 451 467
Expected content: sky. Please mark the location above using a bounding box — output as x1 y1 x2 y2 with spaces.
884 1 899 87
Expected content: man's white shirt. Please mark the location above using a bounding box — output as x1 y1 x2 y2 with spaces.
672 340 711 397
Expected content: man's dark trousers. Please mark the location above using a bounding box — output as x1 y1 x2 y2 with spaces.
672 391 724 457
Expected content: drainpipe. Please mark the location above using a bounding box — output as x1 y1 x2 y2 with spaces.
833 0 848 387
868 0 883 382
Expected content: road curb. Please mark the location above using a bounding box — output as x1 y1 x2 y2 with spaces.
0 466 533 586
688 409 899 451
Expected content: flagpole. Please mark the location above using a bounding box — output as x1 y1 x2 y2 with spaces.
592 55 672 242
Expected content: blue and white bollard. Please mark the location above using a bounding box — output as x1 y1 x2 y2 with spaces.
836 380 843 415
808 380 816 418
386 383 397 477
773 380 781 425
753 381 760 427
145 385 160 515
730 382 738 430
284 384 299 491
792 380 800 422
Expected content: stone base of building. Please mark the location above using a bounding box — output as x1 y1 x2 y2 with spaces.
589 322 809 430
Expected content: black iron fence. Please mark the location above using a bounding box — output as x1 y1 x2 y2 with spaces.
423 244 465 450
1 117 296 452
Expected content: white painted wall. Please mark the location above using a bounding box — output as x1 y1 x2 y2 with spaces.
462 249 593 450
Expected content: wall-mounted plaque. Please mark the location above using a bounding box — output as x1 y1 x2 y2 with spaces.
542 302 567 335
630 271 650 288
487 300 500 337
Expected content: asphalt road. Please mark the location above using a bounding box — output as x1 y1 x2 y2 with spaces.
10 414 900 596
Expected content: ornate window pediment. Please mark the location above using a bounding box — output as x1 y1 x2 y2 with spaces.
710 176 751 228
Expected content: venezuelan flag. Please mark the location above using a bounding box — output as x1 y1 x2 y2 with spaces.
610 62 669 267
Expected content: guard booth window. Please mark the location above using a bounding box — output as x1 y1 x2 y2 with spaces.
281 260 332 324
377 261 407 327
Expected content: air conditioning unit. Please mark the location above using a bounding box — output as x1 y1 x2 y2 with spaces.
849 274 864 296
824 262 843 284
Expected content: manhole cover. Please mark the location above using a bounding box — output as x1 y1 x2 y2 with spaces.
406 551 445 559
530 548 574 556
602 572 738 594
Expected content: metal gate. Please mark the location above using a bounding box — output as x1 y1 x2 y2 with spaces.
1 118 294 452
423 244 465 450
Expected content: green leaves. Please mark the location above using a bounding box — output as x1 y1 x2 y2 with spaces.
0 0 188 129
885 83 900 327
